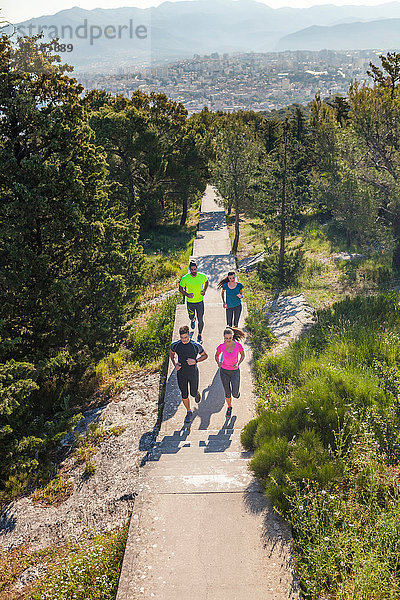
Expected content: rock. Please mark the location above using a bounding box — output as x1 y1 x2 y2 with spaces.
14 564 48 590
332 252 366 262
238 252 265 272
264 294 317 350
141 289 177 308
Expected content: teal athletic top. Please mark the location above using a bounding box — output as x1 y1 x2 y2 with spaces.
223 282 243 308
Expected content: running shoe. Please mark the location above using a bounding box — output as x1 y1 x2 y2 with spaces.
184 410 193 423
197 334 203 343
190 318 196 330
195 391 201 403
226 406 232 417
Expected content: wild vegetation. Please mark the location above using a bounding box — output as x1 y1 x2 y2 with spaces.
3 28 400 599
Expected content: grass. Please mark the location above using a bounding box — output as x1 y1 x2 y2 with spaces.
0 524 128 600
31 476 73 506
140 199 200 302
242 291 400 599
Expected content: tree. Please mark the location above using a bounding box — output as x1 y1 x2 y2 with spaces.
0 34 144 495
348 57 400 267
212 117 260 254
0 35 143 358
260 112 311 273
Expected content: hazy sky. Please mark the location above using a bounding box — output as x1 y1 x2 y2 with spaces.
1 0 395 25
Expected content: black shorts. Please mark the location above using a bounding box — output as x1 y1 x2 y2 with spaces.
177 368 199 398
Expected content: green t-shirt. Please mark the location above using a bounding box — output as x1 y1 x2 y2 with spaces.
180 272 207 303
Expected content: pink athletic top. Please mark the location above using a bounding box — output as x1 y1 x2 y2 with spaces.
216 341 244 370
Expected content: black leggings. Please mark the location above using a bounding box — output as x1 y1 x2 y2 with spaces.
177 368 199 399
187 301 205 334
226 304 242 327
220 368 240 399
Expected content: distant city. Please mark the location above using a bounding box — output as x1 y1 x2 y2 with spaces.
77 49 378 113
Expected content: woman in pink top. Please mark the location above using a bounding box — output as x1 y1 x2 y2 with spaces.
215 326 245 417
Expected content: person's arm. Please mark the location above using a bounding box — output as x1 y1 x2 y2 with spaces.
187 351 207 366
221 289 227 309
234 349 245 369
169 348 181 370
237 284 243 299
214 350 223 367
179 283 193 299
201 278 209 296
196 350 208 363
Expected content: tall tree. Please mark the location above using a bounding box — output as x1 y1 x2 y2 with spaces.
212 117 259 254
260 112 311 271
348 53 400 267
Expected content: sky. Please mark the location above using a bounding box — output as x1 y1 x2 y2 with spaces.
1 0 396 25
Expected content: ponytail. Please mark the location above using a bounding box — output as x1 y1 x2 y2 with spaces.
224 326 246 342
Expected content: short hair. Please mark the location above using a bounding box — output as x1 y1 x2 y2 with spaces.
189 260 197 268
179 325 190 335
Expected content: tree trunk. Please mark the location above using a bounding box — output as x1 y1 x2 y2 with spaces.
180 191 188 226
127 172 136 220
232 198 240 255
346 228 351 249
393 237 400 270
279 128 288 272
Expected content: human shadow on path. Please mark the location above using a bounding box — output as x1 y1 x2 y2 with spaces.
194 370 225 430
140 371 239 463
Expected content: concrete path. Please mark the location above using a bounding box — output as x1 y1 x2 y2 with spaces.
116 186 299 600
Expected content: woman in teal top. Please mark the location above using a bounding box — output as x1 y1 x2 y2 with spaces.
218 271 243 327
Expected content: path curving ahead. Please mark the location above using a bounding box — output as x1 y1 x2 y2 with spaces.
116 186 299 600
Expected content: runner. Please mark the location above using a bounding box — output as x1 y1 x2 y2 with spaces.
179 260 209 343
170 324 208 423
218 271 244 327
215 326 245 417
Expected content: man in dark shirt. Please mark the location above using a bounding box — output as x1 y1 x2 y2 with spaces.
169 325 208 423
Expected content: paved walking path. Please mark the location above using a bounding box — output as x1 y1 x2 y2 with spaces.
116 186 299 600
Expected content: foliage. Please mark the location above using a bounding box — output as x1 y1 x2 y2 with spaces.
257 247 305 288
212 115 260 253
31 476 73 506
127 295 180 366
87 91 208 229
29 525 128 600
242 292 400 598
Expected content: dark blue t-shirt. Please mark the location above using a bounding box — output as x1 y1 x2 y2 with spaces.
223 282 243 308
170 340 204 372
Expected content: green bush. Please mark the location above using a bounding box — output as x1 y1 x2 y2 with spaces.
257 248 305 288
127 295 179 366
29 525 128 600
244 291 400 598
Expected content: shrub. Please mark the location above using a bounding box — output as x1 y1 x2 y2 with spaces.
127 295 179 366
257 247 305 288
29 525 128 600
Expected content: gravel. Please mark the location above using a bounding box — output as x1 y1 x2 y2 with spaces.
0 371 160 552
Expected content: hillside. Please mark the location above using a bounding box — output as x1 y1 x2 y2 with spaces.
6 0 400 70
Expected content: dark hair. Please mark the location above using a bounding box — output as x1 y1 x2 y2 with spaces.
189 260 197 268
223 326 245 341
217 271 236 289
179 325 190 335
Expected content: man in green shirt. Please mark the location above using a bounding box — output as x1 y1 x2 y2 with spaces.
179 260 209 343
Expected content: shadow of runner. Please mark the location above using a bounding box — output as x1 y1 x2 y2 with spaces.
193 370 225 430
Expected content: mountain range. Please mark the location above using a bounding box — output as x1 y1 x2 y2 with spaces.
4 0 400 71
